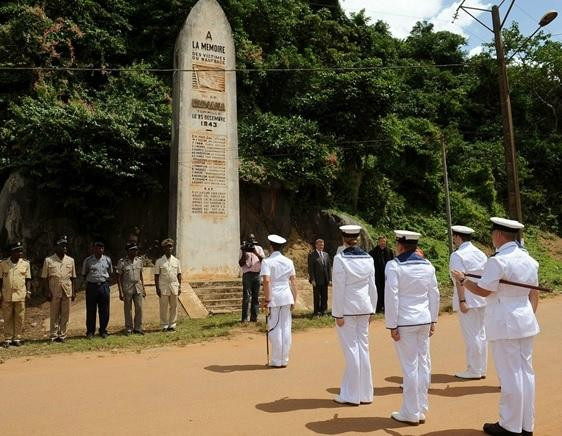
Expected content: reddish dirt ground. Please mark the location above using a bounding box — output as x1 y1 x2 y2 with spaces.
0 296 561 436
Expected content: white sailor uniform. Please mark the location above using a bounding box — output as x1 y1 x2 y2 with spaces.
260 251 296 367
449 241 488 377
478 241 539 434
332 246 377 405
385 251 439 421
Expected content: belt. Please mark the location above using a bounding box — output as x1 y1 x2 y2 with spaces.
87 281 107 286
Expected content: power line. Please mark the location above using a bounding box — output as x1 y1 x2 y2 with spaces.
0 63 470 73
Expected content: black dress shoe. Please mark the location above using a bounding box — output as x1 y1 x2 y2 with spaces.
483 422 521 435
521 430 533 436
133 330 144 335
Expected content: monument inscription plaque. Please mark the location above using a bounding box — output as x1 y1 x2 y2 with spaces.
170 0 240 278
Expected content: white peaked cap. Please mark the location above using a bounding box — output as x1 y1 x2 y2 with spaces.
451 225 475 235
339 225 362 235
490 217 524 230
394 230 421 241
268 234 287 244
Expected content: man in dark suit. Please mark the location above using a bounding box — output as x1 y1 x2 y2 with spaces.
308 238 331 316
369 236 395 313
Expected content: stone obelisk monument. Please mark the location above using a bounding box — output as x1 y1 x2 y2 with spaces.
170 0 240 279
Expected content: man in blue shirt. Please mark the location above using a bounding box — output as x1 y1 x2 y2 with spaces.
82 241 113 338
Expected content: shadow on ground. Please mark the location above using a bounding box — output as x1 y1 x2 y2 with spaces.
256 397 353 413
305 414 415 434
204 364 270 373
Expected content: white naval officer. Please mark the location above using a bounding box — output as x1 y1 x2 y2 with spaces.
385 230 439 426
260 234 298 368
452 217 539 436
449 225 488 379
331 225 377 406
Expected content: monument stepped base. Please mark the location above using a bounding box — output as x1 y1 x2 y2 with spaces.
190 279 251 314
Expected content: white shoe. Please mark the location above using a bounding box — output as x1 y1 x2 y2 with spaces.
391 411 419 426
333 395 359 406
454 371 483 379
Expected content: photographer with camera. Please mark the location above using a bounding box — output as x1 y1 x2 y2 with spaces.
239 233 265 323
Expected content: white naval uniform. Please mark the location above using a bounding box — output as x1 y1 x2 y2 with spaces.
477 241 539 434
332 246 377 405
449 241 488 376
260 251 295 367
385 251 439 421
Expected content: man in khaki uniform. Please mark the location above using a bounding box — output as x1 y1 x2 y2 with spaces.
154 238 182 332
41 236 77 343
116 242 145 335
0 242 31 347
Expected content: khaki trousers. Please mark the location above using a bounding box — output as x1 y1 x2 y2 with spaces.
2 300 25 342
50 294 71 339
124 293 143 332
159 294 178 329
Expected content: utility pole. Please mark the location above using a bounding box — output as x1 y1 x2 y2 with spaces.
441 135 453 255
491 5 522 222
454 2 557 223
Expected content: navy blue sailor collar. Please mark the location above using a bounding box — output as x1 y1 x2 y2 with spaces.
395 250 429 265
341 246 370 257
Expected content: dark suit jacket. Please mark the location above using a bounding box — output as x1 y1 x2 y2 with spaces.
308 250 331 286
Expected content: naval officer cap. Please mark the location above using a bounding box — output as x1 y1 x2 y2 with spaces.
339 225 362 237
267 234 287 245
394 230 421 242
126 241 138 251
56 235 68 246
9 241 23 252
451 225 475 235
490 217 524 233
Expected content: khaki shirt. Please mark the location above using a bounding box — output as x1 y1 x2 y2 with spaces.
154 255 181 296
116 256 144 295
1 258 31 302
41 254 76 298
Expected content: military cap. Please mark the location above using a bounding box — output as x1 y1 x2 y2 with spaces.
451 225 475 236
267 234 286 244
9 241 23 252
339 225 362 237
490 217 524 233
394 230 421 242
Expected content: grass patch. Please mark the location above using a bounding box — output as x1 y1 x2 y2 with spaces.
0 311 372 362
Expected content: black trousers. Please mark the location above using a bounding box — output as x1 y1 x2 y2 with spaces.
313 284 328 314
242 272 260 322
86 282 110 335
375 278 385 313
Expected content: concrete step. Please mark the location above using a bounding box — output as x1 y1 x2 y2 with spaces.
194 287 243 297
198 292 243 301
190 280 242 289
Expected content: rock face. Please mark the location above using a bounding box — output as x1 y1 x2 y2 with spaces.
0 171 373 296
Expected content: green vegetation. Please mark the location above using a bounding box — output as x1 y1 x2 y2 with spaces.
1 0 561 236
0 311 360 361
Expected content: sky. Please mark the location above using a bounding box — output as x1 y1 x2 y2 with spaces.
340 0 562 57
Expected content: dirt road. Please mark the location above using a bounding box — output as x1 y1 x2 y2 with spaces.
1 296 561 436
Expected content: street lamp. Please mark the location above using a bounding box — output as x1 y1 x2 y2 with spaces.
454 2 558 223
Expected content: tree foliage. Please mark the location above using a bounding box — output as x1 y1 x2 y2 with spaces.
0 1 560 234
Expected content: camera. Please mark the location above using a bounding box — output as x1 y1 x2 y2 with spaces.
241 240 256 252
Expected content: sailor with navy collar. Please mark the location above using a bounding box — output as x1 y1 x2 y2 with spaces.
452 217 539 436
332 225 377 406
449 225 488 380
385 230 439 426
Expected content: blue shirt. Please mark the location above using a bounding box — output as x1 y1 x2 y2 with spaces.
82 255 113 283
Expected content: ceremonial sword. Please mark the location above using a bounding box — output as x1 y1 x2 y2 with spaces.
465 273 552 292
